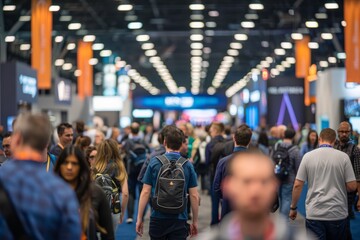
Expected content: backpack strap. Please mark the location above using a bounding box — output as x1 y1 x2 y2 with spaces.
176 157 188 166
156 155 170 166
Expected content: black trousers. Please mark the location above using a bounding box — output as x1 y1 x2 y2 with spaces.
149 218 189 240
127 163 143 219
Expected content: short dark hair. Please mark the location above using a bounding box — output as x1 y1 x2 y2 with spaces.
234 124 252 146
224 126 232 136
130 123 140 134
75 121 85 134
320 128 336 143
164 127 185 151
159 125 177 144
284 129 296 139
257 131 269 147
3 132 12 139
57 123 72 136
211 122 225 134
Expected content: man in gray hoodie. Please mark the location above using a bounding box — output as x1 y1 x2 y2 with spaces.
197 151 311 240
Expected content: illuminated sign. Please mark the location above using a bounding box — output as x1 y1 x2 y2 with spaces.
250 90 261 102
55 78 72 105
267 86 304 95
92 96 123 111
19 74 37 98
133 94 227 110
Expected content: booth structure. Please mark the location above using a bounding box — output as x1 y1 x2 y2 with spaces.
0 61 38 131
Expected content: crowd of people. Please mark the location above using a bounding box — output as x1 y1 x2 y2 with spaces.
0 113 359 240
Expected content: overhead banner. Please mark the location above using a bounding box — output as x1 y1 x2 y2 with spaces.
295 36 311 78
77 41 93 99
345 0 360 84
31 0 52 89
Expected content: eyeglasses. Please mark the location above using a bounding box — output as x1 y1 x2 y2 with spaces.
2 144 10 149
338 131 351 134
89 155 96 159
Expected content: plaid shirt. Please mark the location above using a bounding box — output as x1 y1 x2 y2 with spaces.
0 159 81 240
335 142 360 181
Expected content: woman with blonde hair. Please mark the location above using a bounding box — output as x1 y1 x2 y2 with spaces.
94 139 129 231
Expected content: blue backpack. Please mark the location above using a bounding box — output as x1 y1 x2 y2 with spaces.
128 139 147 166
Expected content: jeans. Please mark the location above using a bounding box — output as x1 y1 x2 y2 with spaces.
306 219 347 240
279 183 293 217
149 218 189 240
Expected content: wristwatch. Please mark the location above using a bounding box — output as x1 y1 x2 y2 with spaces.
290 206 297 211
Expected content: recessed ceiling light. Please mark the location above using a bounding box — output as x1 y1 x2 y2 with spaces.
286 57 296 64
190 14 204 21
59 15 72 22
3 5 16 11
319 61 329 68
190 34 203 41
223 56 235 63
271 68 280 76
54 36 64 43
230 42 243 49
266 57 273 63
291 33 303 40
321 33 333 40
274 48 286 55
68 23 81 30
74 69 82 77
328 56 337 63
89 58 98 65
62 63 73 71
308 42 319 49
49 5 60 12
325 3 339 9
83 35 96 42
54 59 65 66
315 13 327 19
305 20 319 28
128 22 143 30
141 43 154 50
245 13 259 20
234 33 248 41
342 20 347 27
189 4 205 11
241 21 255 28
337 52 346 59
227 49 239 56
191 42 203 49
136 34 150 42
145 49 157 56
281 61 291 68
66 43 76 50
207 87 216 95
208 10 219 17
280 42 293 49
118 4 133 11
5 36 15 42
206 21 217 28
191 50 202 56
276 65 285 72
92 43 104 51
100 50 112 57
261 41 269 47
189 21 204 28
19 15 31 21
178 87 186 94
249 3 264 10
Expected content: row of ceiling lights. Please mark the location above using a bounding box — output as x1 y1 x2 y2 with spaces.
225 0 342 98
207 1 262 95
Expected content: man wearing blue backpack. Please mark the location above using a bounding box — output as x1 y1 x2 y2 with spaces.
123 122 150 224
136 127 199 239
272 128 301 217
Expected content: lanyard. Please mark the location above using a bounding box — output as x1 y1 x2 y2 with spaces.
46 155 50 172
319 144 332 148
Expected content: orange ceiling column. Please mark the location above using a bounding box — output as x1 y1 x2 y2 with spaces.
77 41 93 99
31 0 52 89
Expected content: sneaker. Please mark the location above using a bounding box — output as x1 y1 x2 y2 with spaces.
126 218 133 224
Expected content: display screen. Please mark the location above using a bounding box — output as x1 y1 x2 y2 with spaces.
349 117 360 132
344 98 360 117
92 96 123 111
55 78 72 105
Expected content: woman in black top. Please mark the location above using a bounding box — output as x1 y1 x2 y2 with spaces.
55 146 114 240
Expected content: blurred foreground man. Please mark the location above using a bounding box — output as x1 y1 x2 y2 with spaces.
290 128 357 240
198 151 310 240
0 113 81 239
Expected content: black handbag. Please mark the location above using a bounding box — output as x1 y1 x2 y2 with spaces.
0 181 29 240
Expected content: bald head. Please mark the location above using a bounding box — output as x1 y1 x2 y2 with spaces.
130 122 140 135
338 121 352 144
223 151 278 219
